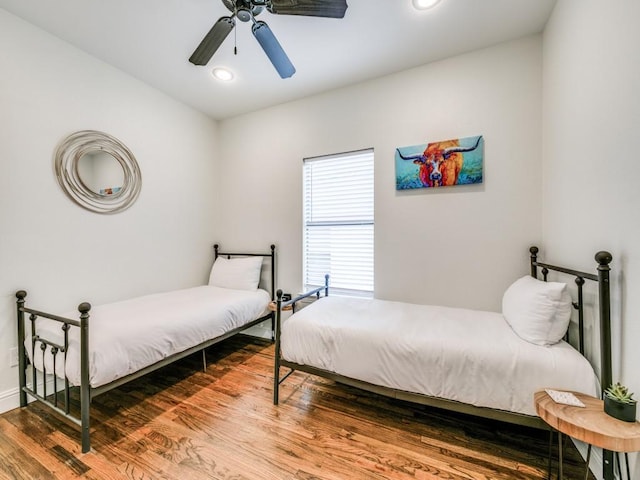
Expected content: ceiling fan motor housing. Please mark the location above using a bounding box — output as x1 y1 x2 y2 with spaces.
223 0 264 21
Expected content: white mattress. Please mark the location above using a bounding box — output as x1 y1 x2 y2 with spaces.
281 296 599 416
28 286 270 388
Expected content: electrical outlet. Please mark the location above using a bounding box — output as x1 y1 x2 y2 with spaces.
9 347 18 367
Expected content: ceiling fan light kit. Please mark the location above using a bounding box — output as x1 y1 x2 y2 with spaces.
189 0 348 79
412 0 442 10
211 67 235 81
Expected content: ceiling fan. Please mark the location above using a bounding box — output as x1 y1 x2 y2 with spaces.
189 0 348 79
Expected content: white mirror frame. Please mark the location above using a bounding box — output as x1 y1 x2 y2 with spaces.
54 130 142 214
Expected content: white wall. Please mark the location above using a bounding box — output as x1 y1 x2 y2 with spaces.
0 10 220 408
4 3 635 473
543 0 640 404
217 35 543 312
543 1 640 477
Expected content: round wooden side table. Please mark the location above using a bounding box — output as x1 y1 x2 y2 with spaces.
268 301 293 312
535 390 640 480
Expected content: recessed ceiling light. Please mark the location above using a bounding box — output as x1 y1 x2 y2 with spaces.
211 67 234 82
412 0 442 10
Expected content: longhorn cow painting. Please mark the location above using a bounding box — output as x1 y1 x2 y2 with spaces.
395 135 484 190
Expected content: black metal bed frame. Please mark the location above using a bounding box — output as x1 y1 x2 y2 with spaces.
273 246 613 476
16 244 276 453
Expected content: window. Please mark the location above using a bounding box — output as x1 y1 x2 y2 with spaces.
303 149 374 297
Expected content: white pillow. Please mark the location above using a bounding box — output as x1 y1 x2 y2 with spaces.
208 256 263 291
502 275 572 346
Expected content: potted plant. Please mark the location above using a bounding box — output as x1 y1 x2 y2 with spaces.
604 382 637 422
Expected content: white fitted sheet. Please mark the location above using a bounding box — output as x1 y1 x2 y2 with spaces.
29 286 270 388
281 296 599 416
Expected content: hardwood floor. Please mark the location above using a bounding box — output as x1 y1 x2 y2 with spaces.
0 335 592 479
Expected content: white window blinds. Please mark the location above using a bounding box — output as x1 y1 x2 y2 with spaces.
303 149 374 297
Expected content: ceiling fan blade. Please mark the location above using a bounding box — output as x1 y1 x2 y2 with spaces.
268 0 348 18
189 16 235 66
252 21 296 79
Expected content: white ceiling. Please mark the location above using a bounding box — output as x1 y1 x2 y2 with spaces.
0 0 557 120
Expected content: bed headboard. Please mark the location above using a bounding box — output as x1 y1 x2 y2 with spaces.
529 246 612 393
213 244 276 301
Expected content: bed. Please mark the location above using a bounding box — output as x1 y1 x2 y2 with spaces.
273 246 613 431
16 244 276 453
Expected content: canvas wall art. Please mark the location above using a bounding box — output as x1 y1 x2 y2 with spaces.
395 135 484 190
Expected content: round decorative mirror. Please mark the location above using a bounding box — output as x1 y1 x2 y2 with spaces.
54 130 142 214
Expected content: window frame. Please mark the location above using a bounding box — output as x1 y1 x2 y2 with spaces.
302 148 374 297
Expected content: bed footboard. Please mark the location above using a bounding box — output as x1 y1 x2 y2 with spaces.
16 291 92 453
273 275 329 405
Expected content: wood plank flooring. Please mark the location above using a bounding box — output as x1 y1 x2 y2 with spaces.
0 335 593 479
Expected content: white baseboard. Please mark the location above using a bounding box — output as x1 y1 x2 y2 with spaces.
0 387 21 414
0 378 60 415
